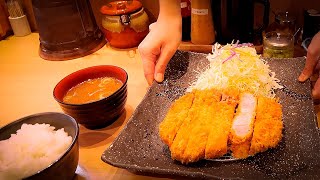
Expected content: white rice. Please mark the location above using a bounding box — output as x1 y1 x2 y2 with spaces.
0 123 72 180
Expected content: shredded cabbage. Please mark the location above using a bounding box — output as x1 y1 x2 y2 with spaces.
187 43 283 98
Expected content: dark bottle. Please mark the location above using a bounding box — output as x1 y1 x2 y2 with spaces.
303 9 320 41
181 0 191 41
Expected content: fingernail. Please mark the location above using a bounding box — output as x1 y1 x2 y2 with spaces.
298 73 308 82
155 73 164 82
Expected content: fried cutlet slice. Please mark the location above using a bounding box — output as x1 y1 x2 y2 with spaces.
230 139 252 159
182 103 215 163
205 90 239 159
159 92 195 147
205 101 237 159
220 88 241 103
169 113 194 162
249 97 283 156
229 93 257 159
170 89 221 164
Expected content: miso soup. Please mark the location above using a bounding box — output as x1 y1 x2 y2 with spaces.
63 77 123 104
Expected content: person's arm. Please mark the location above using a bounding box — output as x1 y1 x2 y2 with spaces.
138 0 182 85
298 31 320 98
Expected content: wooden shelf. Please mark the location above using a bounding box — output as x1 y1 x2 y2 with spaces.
178 41 264 54
178 41 212 53
178 41 307 58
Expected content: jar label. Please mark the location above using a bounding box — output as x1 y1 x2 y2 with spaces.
192 8 208 15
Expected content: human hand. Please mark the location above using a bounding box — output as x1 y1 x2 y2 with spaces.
298 32 320 98
138 0 181 85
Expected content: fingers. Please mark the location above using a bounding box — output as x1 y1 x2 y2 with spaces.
142 57 156 85
154 45 176 83
298 51 319 82
138 34 161 85
138 46 156 85
138 17 181 85
299 32 320 82
313 78 320 99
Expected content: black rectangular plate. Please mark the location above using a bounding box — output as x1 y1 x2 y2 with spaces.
102 51 320 179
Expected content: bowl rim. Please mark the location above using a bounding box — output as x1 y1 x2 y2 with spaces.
53 65 128 107
0 112 79 178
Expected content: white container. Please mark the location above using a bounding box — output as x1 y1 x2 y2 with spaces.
8 15 31 37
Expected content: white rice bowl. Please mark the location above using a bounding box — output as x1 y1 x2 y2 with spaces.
0 123 72 180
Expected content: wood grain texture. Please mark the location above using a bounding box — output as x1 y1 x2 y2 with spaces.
0 33 169 180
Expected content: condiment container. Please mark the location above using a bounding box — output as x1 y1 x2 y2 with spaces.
190 0 215 45
8 15 31 37
100 0 149 49
265 11 296 36
6 0 31 37
263 31 294 58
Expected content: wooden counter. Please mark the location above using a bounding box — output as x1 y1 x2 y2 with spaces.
0 33 170 180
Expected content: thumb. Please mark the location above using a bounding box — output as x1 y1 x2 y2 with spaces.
299 68 314 82
154 45 176 83
298 53 318 82
299 32 320 82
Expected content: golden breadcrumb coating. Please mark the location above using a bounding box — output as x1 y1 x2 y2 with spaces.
159 88 283 164
169 115 193 162
205 99 237 159
170 89 221 164
182 104 216 163
159 92 195 147
230 139 252 159
249 97 283 156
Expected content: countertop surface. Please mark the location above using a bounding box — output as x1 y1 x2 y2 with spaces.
0 33 317 180
0 33 169 180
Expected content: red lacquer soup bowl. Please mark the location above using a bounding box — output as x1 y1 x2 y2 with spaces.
53 65 128 129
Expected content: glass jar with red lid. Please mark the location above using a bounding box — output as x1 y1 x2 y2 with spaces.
100 0 149 49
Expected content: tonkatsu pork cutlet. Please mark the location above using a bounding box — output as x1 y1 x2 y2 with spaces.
182 102 217 163
159 92 195 147
204 101 236 159
170 89 221 164
205 90 239 159
229 93 257 159
249 97 283 156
